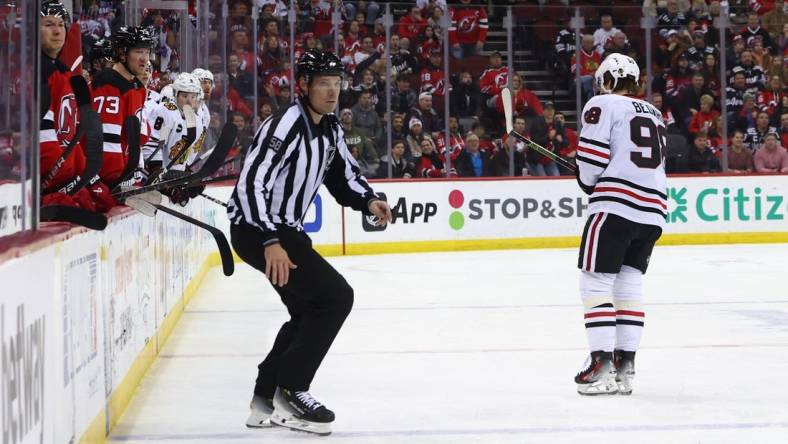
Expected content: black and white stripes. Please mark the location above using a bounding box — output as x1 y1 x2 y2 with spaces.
228 98 377 245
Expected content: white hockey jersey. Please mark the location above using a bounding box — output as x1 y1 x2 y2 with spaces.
577 94 667 228
142 101 205 170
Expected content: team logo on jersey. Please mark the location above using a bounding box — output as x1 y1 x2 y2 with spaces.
169 138 190 164
494 72 508 87
457 15 477 33
57 93 78 147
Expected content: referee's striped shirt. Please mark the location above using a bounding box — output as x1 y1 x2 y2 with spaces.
228 97 378 245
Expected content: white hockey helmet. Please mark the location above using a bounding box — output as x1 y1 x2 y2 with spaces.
191 68 214 84
159 84 175 103
594 53 640 94
171 72 202 96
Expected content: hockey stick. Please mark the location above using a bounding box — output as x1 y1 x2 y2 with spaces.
199 193 228 207
41 76 92 192
501 87 576 172
40 205 108 230
110 116 143 192
192 174 239 187
153 203 234 276
123 191 163 217
114 123 237 200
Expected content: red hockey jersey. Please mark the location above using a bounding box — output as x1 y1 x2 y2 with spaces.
90 68 148 185
494 87 543 117
41 56 85 193
479 67 508 96
419 67 447 96
449 7 488 45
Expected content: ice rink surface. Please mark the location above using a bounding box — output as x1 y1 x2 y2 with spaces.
109 244 788 444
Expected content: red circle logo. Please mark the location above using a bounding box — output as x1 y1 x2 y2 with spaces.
448 190 464 208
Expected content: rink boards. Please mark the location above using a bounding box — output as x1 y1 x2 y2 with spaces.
0 174 786 444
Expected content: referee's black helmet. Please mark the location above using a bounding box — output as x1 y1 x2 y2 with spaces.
296 49 344 84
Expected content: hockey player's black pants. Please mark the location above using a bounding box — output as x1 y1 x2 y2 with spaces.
231 222 354 398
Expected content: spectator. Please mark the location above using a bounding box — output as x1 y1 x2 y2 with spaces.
725 35 747 75
762 0 785 42
593 14 621 55
757 75 785 120
344 1 381 26
229 25 254 71
555 111 578 174
494 73 543 120
260 35 287 72
782 112 788 148
434 116 465 164
448 0 489 59
496 116 528 176
259 99 273 123
689 94 721 135
728 129 756 173
340 108 379 173
392 76 418 114
780 21 788 55
416 25 441 63
376 139 415 179
349 145 374 177
750 35 774 70
683 30 716 71
688 132 721 172
754 132 788 172
731 50 767 91
344 20 365 54
479 51 508 99
765 54 785 83
656 29 688 70
398 6 427 43
231 111 253 155
391 37 419 78
571 35 602 105
734 93 759 132
371 18 387 53
726 72 751 123
351 91 382 144
701 53 722 98
354 35 376 67
416 138 449 178
651 92 679 132
554 22 576 85
527 102 562 177
349 68 383 113
228 53 253 98
406 118 429 159
665 54 693 100
408 92 441 134
741 12 776 53
419 49 447 99
211 73 253 119
676 73 712 130
450 71 480 127
657 0 689 31
603 31 631 58
745 111 779 150
456 132 493 177
471 122 497 154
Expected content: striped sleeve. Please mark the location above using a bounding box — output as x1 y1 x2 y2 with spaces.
478 8 488 42
576 100 612 192
234 113 299 245
325 124 377 213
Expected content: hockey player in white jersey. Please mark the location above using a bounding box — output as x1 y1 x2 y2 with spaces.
142 73 203 177
573 53 667 396
191 68 213 129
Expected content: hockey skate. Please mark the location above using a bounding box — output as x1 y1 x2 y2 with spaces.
245 395 274 428
614 350 636 396
575 351 618 395
270 388 334 436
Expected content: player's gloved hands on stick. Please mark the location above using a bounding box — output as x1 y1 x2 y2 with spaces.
265 243 297 287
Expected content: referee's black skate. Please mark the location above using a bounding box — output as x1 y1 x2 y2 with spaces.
245 394 274 428
270 388 334 435
614 350 636 395
575 351 618 395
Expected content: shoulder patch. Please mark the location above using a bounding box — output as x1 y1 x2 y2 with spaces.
164 102 178 111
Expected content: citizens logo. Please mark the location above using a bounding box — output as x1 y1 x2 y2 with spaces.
448 189 588 230
667 186 786 223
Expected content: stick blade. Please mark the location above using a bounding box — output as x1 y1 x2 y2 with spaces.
501 87 514 135
40 205 108 230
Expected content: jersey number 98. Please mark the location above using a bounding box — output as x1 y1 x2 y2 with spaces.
629 117 667 169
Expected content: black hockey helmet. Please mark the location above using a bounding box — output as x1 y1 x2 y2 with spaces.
112 26 156 52
40 0 70 21
90 38 114 63
296 49 344 83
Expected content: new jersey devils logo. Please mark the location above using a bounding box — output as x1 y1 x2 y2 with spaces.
57 93 78 147
458 16 477 33
494 72 508 87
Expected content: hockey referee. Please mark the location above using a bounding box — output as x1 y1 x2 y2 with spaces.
227 49 392 436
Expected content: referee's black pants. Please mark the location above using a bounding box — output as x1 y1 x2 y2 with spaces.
230 222 354 398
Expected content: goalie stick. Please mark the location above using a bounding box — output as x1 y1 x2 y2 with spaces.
501 87 576 172
114 122 237 200
154 204 235 276
40 205 108 231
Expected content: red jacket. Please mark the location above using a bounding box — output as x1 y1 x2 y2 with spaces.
758 89 784 116
419 66 446 96
416 152 445 178
41 56 85 193
688 110 721 134
91 68 149 185
449 7 488 45
398 15 427 41
479 67 508 96
571 49 602 76
495 87 543 118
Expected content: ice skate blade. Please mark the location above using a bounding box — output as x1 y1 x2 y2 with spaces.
577 381 619 396
245 411 273 428
270 411 332 436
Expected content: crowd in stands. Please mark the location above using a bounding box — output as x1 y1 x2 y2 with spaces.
1 0 787 187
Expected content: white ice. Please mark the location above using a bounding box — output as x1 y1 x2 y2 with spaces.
109 244 788 444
